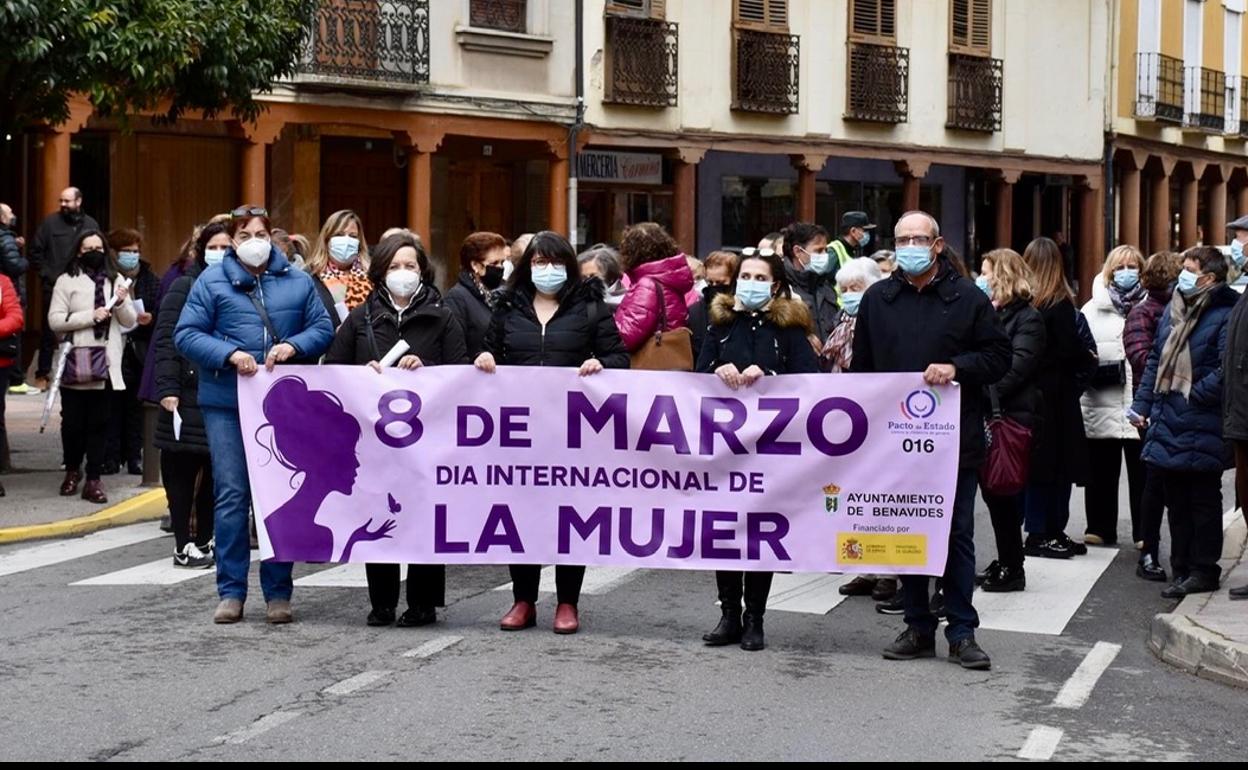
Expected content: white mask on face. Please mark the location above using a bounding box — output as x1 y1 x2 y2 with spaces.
236 238 271 268
501 260 515 282
385 268 421 299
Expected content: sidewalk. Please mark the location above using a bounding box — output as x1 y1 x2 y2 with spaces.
1 391 165 542
1149 512 1248 689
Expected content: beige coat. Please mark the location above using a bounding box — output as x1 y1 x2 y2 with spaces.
47 272 137 391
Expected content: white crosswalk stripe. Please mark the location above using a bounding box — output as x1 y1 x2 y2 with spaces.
294 563 370 587
974 548 1118 635
491 565 639 596
767 573 854 614
71 556 222 586
0 522 166 579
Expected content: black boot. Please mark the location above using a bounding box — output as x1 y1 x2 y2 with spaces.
702 604 742 646
740 612 765 651
982 564 1025 592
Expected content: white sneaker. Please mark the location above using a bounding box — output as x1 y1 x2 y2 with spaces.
173 542 214 569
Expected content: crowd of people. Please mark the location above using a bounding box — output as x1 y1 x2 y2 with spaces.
4 189 1248 673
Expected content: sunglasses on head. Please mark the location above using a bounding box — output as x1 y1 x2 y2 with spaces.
740 247 776 257
230 206 268 219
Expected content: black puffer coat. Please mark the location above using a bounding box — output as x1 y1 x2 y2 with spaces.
152 264 208 453
485 279 629 369
325 285 468 367
696 294 819 375
444 270 495 359
989 298 1047 428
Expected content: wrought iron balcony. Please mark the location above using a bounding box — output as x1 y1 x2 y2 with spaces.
604 16 679 108
845 41 909 123
732 28 800 115
1185 66 1228 131
470 0 526 33
1135 52 1184 123
299 0 430 86
946 53 1002 132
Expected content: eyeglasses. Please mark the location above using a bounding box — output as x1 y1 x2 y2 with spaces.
740 247 776 257
895 235 936 248
230 206 268 219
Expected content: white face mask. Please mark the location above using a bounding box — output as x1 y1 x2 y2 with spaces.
501 260 515 282
236 238 271 268
385 268 421 299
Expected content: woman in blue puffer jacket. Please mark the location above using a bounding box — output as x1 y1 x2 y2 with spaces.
175 208 334 627
1131 246 1238 601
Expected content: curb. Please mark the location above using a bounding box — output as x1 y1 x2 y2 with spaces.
0 488 167 545
1148 513 1248 689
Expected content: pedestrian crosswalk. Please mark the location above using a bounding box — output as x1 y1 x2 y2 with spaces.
0 521 1126 636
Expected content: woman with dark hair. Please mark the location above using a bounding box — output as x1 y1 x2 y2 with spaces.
780 221 839 343
175 206 334 625
326 232 468 627
48 229 137 503
1133 246 1238 599
474 230 629 634
152 222 231 568
104 227 159 476
444 231 509 358
696 248 818 651
137 230 200 409
1124 251 1183 580
1022 237 1094 559
613 222 694 357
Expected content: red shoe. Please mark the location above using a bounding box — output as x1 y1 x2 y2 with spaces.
81 479 108 504
499 601 536 631
553 603 579 635
59 469 82 496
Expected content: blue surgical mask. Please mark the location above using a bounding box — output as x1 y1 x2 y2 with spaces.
1232 239 1245 268
896 245 934 276
1113 268 1140 291
329 236 360 266
806 249 831 274
975 275 993 299
736 279 773 310
532 264 567 295
840 291 863 316
117 251 140 271
859 231 871 248
203 248 227 267
1176 269 1201 295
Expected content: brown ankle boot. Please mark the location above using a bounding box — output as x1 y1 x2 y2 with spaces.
59 469 82 496
81 479 107 504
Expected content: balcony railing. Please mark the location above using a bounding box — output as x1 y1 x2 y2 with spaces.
299 0 430 86
604 16 679 108
1135 52 1184 123
946 53 1002 132
732 28 800 115
1185 66 1228 131
469 0 526 33
845 42 909 123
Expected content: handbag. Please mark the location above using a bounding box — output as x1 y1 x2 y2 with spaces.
979 386 1034 496
63 345 109 385
628 279 693 372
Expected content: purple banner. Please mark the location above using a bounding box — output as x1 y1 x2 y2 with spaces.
238 366 960 575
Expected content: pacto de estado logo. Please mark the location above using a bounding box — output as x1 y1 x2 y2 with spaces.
899 389 941 421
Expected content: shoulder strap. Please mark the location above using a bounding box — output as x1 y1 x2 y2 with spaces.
247 288 281 353
651 277 669 337
363 301 381 362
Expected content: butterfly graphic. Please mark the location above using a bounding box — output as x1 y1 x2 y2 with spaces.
388 493 402 515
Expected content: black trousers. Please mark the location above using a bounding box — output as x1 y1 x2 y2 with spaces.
715 570 773 615
1161 469 1224 582
510 565 585 606
1234 441 1248 521
1138 464 1166 560
0 383 7 470
162 450 214 550
106 386 143 465
61 387 110 480
982 487 1025 569
1083 438 1144 543
36 278 55 378
366 564 446 611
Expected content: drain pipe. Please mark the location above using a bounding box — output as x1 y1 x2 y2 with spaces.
567 0 585 247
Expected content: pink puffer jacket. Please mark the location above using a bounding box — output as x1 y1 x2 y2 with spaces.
613 254 695 352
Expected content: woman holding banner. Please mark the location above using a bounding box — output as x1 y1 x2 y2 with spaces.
695 248 819 651
175 207 334 626
474 230 629 635
326 231 468 627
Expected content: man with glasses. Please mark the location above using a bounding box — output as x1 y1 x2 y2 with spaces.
851 210 1011 670
30 188 99 388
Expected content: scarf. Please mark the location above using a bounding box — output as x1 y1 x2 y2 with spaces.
91 269 109 339
1154 285 1218 398
820 315 857 373
1107 280 1146 316
320 261 373 311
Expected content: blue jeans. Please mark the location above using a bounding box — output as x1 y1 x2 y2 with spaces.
1023 481 1073 537
900 469 980 643
202 406 293 603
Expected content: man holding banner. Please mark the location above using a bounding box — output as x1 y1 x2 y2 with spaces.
853 211 1011 670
